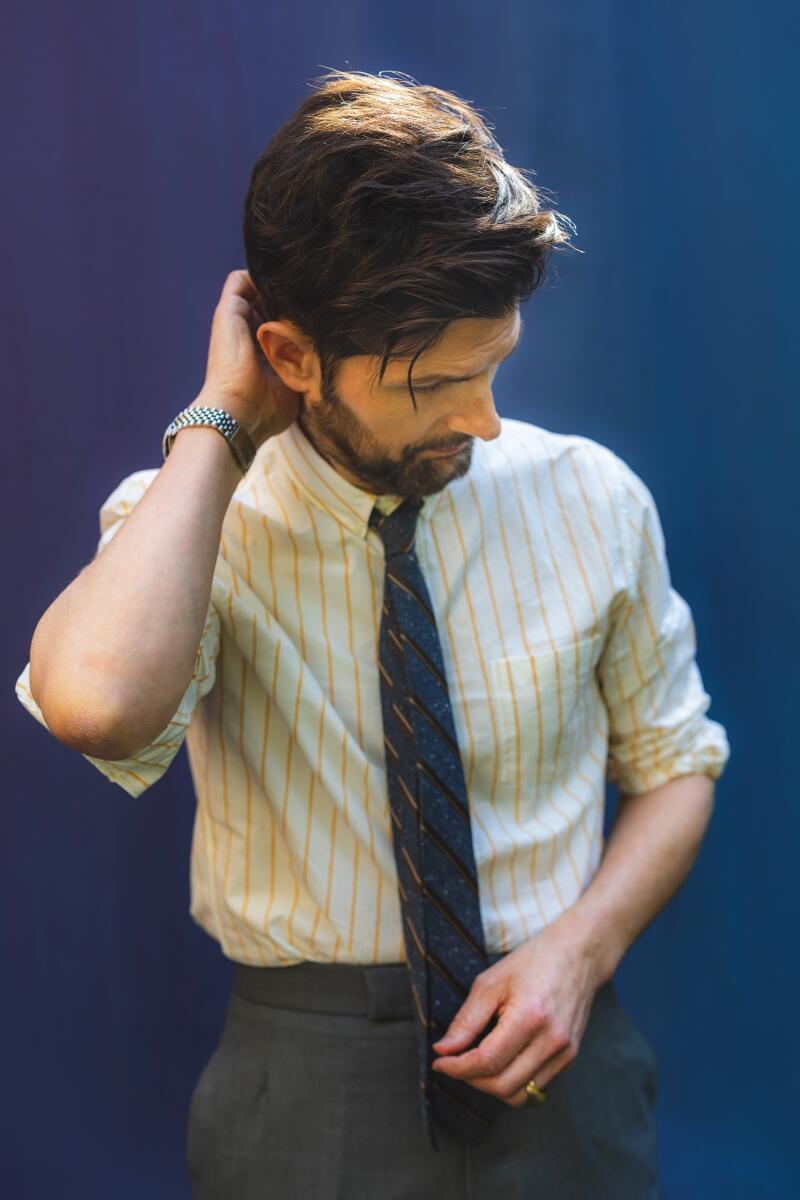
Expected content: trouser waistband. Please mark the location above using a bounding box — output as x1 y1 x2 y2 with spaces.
233 952 511 1021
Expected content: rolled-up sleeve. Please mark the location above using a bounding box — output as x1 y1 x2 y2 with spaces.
597 453 731 797
15 469 223 799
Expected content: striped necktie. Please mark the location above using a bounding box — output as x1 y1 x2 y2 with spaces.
369 497 505 1151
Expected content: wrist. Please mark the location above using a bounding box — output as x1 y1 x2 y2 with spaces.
191 387 270 450
554 902 624 987
168 419 244 490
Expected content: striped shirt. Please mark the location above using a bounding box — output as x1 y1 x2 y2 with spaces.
15 416 730 966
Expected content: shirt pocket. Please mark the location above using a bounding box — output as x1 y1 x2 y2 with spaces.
489 632 604 787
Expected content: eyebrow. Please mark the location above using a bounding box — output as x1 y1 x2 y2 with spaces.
384 317 525 389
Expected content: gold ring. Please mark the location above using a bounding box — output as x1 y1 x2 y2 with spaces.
524 1078 547 1104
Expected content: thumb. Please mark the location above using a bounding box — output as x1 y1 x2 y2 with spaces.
432 984 499 1053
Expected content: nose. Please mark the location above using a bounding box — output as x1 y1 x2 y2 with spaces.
447 389 503 443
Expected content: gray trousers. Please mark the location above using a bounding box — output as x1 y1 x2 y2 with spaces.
186 952 660 1198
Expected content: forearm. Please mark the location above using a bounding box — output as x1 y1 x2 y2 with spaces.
29 391 244 757
557 772 716 985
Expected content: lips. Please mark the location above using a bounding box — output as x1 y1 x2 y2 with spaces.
427 441 469 455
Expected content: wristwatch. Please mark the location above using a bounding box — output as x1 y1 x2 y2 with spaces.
161 404 257 475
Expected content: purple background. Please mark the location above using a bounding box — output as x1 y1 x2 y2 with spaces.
3 2 795 1195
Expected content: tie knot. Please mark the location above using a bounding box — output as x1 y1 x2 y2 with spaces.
369 497 423 557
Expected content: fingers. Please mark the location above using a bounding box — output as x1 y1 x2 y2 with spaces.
433 1010 577 1107
506 1041 576 1107
433 1007 530 1079
432 979 500 1056
214 270 265 341
224 269 266 329
222 268 257 301
443 1034 575 1108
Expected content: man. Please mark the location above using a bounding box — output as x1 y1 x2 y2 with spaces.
17 70 729 1198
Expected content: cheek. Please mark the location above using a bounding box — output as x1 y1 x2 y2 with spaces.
366 402 424 450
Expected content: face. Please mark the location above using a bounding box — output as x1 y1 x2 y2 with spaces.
257 308 522 502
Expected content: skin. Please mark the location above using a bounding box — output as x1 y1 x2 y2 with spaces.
249 284 716 1111
254 309 520 501
430 773 715 1107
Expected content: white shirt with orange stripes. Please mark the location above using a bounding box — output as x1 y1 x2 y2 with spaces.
15 416 730 966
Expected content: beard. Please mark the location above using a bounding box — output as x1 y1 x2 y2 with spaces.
296 364 473 502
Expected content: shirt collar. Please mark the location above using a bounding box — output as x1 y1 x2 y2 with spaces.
272 418 445 539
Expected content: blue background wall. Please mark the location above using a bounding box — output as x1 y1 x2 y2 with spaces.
3 2 796 1195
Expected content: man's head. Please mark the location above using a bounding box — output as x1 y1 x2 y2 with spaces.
255 307 522 501
243 68 578 499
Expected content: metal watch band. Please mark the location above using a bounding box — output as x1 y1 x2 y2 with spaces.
161 405 257 475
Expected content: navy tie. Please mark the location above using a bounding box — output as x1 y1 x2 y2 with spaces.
369 497 505 1151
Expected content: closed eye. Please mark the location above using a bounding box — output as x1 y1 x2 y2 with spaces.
408 332 521 396
414 364 502 395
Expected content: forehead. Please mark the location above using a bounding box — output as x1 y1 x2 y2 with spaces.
379 310 522 386
403 311 519 361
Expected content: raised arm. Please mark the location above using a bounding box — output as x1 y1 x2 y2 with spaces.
28 269 300 759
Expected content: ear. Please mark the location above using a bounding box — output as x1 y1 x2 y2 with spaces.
257 320 317 393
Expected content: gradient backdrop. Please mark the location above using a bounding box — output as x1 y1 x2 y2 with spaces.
3 2 797 1196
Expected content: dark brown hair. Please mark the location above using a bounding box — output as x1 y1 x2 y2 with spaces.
243 68 579 409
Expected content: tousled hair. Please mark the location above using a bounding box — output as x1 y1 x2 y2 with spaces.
243 68 580 409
